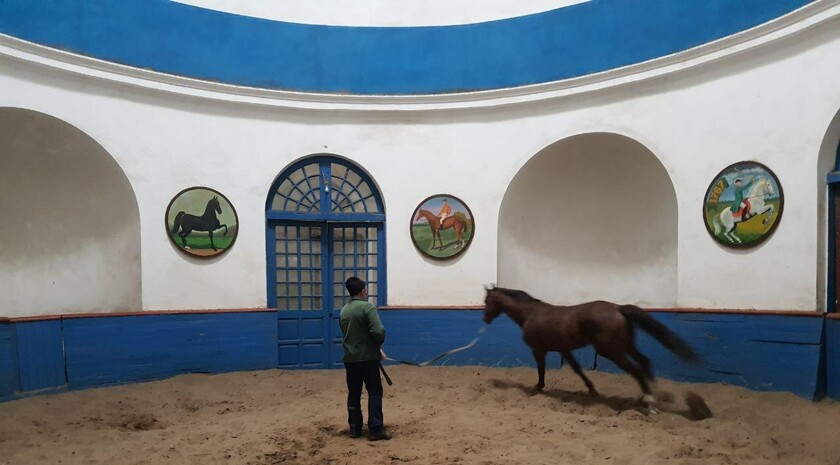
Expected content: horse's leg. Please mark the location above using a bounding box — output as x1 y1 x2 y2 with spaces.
561 351 598 396
627 346 653 381
532 349 547 394
761 205 774 225
603 353 657 413
220 224 229 236
209 230 217 251
180 227 191 248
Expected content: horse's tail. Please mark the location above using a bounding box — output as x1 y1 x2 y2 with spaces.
451 212 467 227
619 305 701 364
171 211 185 234
712 214 721 235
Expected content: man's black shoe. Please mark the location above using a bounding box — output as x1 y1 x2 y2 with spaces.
368 429 391 441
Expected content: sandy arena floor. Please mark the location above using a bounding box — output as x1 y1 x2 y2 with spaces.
1 366 838 465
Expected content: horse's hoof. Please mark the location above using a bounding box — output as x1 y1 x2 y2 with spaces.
642 394 659 414
184 246 191 250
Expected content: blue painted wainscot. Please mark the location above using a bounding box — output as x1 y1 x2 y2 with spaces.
380 308 827 400
0 318 20 402
594 311 825 400
0 307 834 403
827 314 840 401
0 310 277 402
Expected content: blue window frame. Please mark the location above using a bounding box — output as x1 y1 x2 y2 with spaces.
266 156 386 368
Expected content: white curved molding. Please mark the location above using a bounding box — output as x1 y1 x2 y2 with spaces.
0 0 838 112
172 0 589 27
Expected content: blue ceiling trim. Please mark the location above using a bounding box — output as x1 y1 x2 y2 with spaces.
0 0 814 95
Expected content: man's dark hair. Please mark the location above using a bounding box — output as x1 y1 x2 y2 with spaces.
346 277 366 296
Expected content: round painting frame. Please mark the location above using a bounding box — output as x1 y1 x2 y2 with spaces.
702 161 784 249
410 194 475 260
165 186 239 258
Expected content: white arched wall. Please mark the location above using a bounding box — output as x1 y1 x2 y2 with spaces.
0 6 838 311
498 133 677 307
0 108 141 317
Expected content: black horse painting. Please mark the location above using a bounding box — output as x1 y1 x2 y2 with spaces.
170 196 229 251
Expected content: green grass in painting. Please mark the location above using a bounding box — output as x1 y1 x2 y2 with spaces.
411 223 473 258
170 225 238 250
704 200 781 245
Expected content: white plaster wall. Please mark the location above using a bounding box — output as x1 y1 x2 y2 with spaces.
1 14 839 314
498 134 677 307
0 109 142 317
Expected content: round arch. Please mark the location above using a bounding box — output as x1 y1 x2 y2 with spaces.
265 154 386 368
817 108 840 313
0 108 141 317
498 132 677 307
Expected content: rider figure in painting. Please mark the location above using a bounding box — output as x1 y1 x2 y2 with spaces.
730 177 754 220
437 198 452 226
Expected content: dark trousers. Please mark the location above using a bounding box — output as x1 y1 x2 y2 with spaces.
344 360 384 432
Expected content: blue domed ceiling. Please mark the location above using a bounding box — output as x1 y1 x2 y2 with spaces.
0 0 813 95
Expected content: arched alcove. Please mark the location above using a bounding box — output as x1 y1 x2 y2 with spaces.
817 108 840 313
498 133 677 307
0 108 141 317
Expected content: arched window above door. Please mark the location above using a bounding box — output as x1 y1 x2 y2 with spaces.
268 157 384 220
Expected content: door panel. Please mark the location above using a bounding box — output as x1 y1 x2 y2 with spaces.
329 224 382 368
834 188 840 312
273 222 383 369
275 223 329 368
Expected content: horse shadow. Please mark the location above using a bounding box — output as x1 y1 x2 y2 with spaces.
488 378 700 420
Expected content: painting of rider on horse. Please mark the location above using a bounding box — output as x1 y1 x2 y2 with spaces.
410 194 474 259
703 161 783 248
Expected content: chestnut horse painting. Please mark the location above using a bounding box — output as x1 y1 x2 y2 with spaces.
483 286 709 416
413 209 469 251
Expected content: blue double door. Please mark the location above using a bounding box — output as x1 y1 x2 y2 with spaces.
271 221 383 368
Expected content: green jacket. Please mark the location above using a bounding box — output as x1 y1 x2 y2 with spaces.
730 179 753 212
339 298 386 362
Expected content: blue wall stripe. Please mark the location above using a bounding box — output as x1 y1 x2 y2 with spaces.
63 313 277 389
14 320 66 392
827 318 840 400
0 322 19 399
0 0 812 95
0 309 831 403
595 313 824 399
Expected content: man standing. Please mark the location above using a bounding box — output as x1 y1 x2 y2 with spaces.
729 177 754 219
339 277 391 441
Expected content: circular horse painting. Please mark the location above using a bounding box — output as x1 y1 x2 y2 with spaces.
703 161 783 248
165 187 239 258
410 194 475 259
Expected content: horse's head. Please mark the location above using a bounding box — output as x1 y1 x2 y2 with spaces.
755 177 773 197
210 196 222 214
483 285 504 324
414 210 426 222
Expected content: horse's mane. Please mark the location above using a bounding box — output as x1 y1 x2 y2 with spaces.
492 287 542 303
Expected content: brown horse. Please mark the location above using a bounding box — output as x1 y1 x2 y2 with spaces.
414 209 468 251
483 286 701 412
